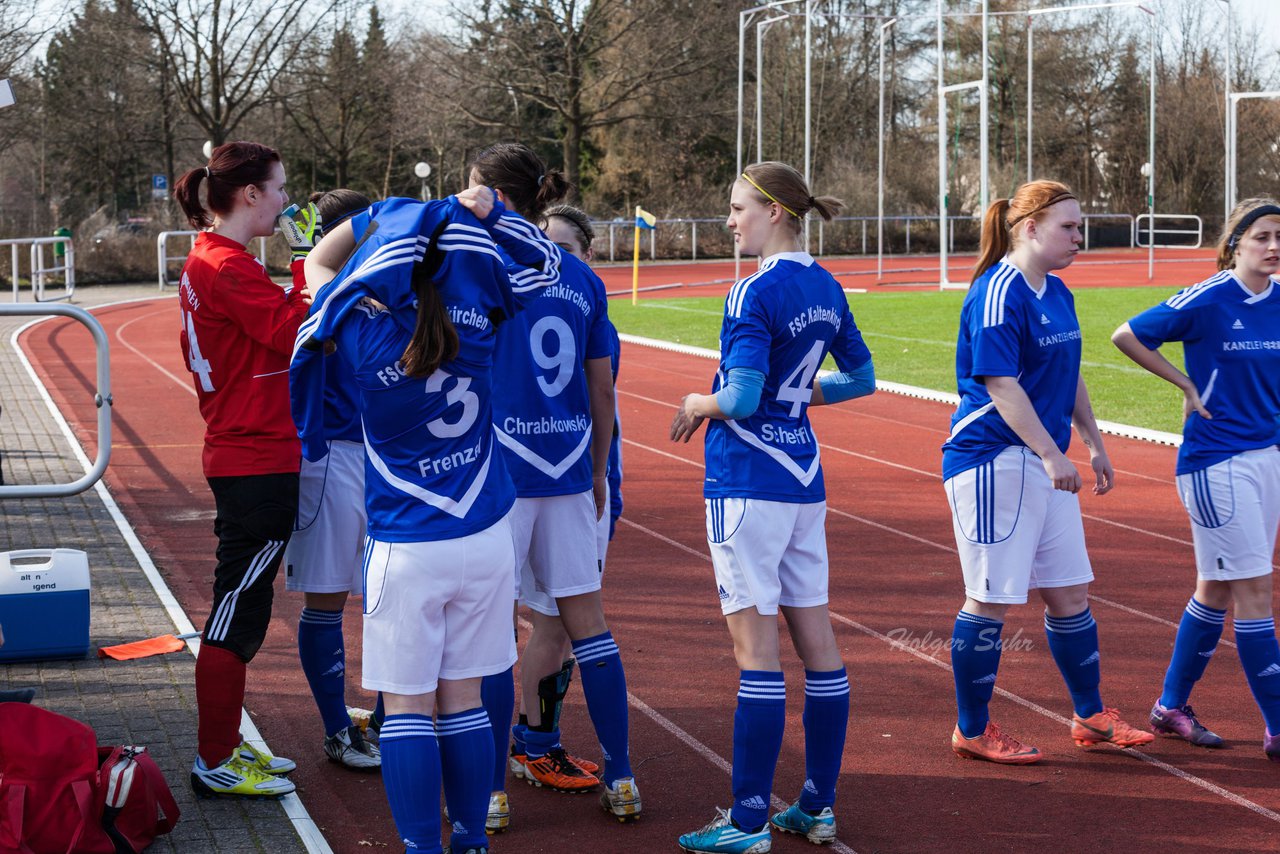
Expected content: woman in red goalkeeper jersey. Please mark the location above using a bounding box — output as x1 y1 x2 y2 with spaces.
172 140 309 798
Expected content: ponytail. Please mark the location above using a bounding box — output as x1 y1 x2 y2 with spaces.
971 198 1012 285
471 143 569 221
173 167 211 229
400 261 459 378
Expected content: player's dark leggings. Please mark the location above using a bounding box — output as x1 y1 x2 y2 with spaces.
203 472 298 661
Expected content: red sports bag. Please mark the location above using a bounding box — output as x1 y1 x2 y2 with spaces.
0 703 178 854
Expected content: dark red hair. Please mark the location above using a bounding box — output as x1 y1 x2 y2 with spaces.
173 141 281 229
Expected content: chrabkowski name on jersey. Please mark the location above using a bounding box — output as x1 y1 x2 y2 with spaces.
491 250 613 497
704 251 871 503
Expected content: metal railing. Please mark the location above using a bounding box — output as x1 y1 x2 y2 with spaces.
592 212 1141 262
1135 214 1203 249
1 303 112 498
1 236 76 301
157 230 272 290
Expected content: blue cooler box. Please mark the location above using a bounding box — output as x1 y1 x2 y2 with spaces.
0 549 91 661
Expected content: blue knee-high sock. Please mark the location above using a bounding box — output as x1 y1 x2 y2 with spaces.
511 722 528 757
523 725 561 760
297 608 352 736
951 611 1003 738
798 668 849 813
1045 608 1103 718
571 631 632 784
1159 598 1226 709
379 714 442 854
480 667 515 792
1235 617 1280 734
730 670 785 833
437 708 493 851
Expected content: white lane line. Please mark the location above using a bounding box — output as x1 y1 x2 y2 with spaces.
115 307 197 397
14 297 333 854
615 464 1280 826
597 530 860 854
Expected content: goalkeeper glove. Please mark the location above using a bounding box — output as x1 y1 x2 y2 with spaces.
277 202 322 261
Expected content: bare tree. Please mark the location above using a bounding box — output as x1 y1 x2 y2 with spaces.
454 0 728 193
135 0 345 145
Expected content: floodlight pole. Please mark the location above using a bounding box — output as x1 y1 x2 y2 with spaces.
1218 0 1232 223
757 14 790 161
804 0 814 250
1026 14 1034 181
878 17 897 280
737 0 804 280
1147 8 1156 280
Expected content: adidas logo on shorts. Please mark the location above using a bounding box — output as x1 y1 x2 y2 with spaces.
1079 650 1100 666
739 795 768 811
718 585 729 601
1257 663 1280 678
1232 319 1245 330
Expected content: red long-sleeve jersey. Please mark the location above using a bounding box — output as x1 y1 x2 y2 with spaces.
177 232 308 477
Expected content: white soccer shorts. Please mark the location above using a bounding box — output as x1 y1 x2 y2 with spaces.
1177 445 1280 581
706 497 829 616
360 515 518 695
510 490 603 616
284 440 366 595
521 483 611 617
944 445 1094 604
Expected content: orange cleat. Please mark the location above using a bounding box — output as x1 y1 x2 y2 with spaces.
522 747 600 792
510 746 599 779
1071 707 1156 748
951 721 1042 764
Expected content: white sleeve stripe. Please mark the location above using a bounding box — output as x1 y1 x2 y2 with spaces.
982 263 1016 328
1166 271 1230 310
438 241 503 262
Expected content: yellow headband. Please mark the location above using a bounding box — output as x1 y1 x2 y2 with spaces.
742 173 800 219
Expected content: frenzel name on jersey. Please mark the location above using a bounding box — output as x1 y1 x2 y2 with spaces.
1036 328 1082 348
542 284 593 316
1223 339 1280 351
787 304 843 338
418 434 484 477
761 423 812 445
502 413 589 435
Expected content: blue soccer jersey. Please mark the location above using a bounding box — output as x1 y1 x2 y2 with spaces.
319 350 362 443
1127 271 1280 474
290 196 562 541
703 252 871 502
491 249 613 497
942 259 1083 481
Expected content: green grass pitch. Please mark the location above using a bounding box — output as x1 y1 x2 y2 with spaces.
609 286 1189 436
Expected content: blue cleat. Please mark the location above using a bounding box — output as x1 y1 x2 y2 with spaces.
769 801 837 845
678 808 771 854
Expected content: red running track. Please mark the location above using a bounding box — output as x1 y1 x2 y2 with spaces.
21 295 1280 853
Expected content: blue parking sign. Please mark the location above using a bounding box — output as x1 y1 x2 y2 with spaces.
152 174 168 190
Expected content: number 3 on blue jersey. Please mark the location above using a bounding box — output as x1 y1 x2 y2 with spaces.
529 315 576 398
424 369 479 438
777 340 824 418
